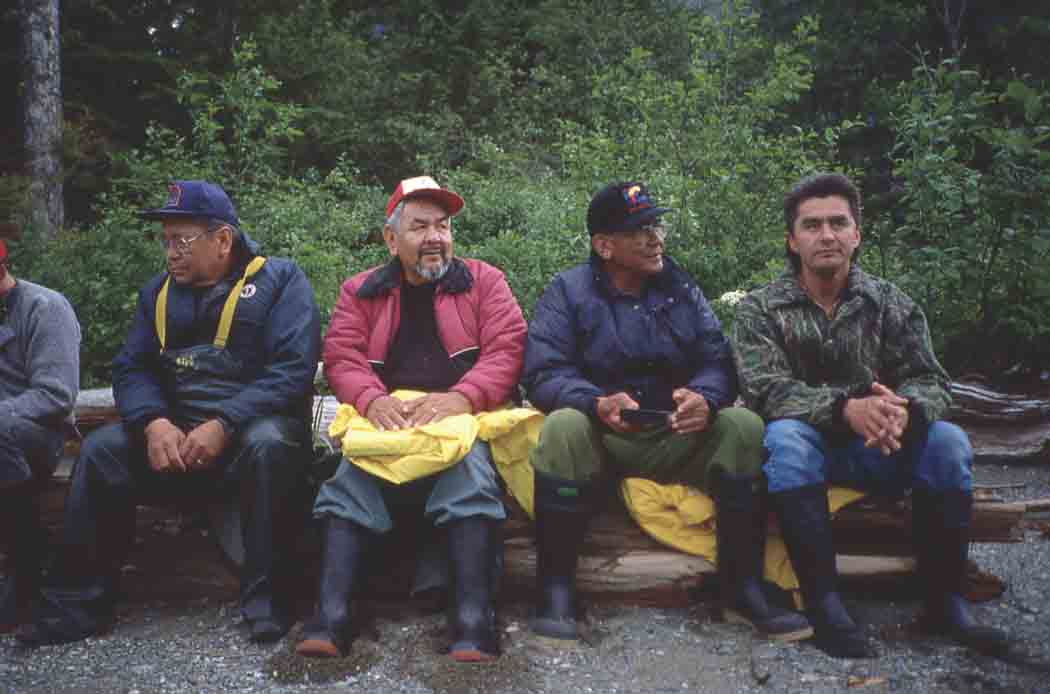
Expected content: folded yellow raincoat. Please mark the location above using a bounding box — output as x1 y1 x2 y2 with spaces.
327 390 544 496
620 478 866 593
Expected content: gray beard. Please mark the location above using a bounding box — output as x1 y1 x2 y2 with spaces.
416 256 450 282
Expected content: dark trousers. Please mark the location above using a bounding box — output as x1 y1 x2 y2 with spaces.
1 416 60 565
48 416 309 627
0 415 62 490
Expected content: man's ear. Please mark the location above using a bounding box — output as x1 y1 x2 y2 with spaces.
382 224 398 257
591 234 614 260
216 225 235 257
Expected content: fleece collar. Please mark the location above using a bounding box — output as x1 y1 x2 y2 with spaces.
357 256 474 299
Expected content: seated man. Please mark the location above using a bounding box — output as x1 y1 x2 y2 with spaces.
521 181 810 642
731 172 1009 658
0 239 80 631
19 180 321 646
296 176 526 661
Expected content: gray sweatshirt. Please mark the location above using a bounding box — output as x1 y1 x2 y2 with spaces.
0 279 81 428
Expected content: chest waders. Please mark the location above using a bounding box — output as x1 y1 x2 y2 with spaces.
154 257 267 429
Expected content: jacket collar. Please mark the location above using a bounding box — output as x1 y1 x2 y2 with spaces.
766 263 881 310
357 256 474 299
588 252 694 301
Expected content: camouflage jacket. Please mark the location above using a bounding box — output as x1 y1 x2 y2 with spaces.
731 265 951 435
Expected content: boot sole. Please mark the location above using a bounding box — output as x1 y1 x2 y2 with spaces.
295 638 343 658
724 609 815 642
449 646 499 663
531 616 579 641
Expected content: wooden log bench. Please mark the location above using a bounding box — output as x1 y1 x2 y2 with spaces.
15 380 1037 607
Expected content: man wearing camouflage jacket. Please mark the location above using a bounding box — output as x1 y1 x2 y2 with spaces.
732 172 1009 658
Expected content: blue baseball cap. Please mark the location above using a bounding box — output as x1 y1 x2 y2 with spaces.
586 181 671 235
138 180 240 227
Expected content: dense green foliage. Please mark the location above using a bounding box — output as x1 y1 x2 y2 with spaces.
4 1 1049 385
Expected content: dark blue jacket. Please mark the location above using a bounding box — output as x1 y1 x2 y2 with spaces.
522 254 737 417
112 233 321 432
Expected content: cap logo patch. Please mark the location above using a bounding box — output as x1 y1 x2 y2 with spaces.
400 176 440 195
622 184 653 214
166 183 182 208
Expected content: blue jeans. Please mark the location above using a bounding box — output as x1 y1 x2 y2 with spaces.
763 419 973 496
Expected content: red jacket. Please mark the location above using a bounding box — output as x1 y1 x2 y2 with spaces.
324 257 526 415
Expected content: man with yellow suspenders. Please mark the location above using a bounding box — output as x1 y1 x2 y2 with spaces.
18 180 321 646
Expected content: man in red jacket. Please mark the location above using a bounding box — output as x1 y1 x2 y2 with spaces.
297 176 526 662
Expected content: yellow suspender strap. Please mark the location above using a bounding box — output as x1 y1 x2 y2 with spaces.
155 278 171 350
214 256 267 348
153 256 267 351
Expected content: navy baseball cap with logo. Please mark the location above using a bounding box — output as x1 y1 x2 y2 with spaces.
586 181 671 235
138 180 240 228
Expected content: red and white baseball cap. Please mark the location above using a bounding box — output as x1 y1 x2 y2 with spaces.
385 176 465 219
0 239 7 262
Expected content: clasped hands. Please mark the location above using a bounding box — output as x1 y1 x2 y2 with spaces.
144 417 229 473
365 391 472 431
596 388 710 434
843 382 910 456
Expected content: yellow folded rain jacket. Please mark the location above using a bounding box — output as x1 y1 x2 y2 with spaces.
620 478 866 593
327 391 544 496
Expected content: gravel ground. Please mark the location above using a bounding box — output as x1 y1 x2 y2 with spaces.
4 461 1050 694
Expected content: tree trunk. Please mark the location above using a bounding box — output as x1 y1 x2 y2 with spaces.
18 0 63 239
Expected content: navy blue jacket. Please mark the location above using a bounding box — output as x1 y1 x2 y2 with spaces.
522 254 737 417
112 234 321 432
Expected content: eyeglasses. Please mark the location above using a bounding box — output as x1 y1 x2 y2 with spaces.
159 230 211 256
625 222 669 243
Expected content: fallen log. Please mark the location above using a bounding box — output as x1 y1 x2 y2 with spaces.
32 463 1021 607
949 381 1050 464
38 382 1029 605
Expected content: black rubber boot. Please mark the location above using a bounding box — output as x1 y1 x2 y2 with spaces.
238 434 306 644
447 516 501 661
531 471 596 641
16 480 134 648
715 473 812 641
771 484 875 658
296 517 370 658
912 488 1010 655
0 491 45 632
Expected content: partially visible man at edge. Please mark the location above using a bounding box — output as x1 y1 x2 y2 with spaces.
731 172 1010 658
295 176 526 662
18 180 321 646
520 181 811 643
0 238 80 632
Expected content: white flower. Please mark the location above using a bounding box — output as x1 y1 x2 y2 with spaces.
716 289 747 307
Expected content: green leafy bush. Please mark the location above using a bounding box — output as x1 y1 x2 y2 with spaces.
885 57 1050 374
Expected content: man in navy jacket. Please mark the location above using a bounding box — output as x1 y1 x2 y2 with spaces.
522 181 810 643
19 180 321 646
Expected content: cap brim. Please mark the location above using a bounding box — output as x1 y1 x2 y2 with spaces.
402 189 465 217
602 206 672 234
137 208 205 221
137 209 239 227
